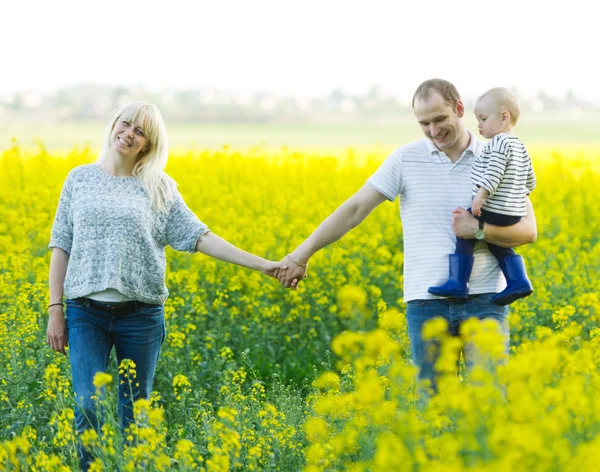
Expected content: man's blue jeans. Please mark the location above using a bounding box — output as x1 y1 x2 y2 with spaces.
65 298 166 471
406 293 509 391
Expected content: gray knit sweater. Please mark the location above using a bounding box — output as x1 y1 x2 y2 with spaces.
49 164 209 304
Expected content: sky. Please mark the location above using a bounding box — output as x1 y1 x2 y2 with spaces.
1 0 596 103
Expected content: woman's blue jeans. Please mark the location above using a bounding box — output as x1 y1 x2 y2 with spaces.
65 297 166 471
406 293 509 393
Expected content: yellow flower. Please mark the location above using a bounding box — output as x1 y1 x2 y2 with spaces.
93 372 113 390
313 372 340 392
304 417 329 442
173 374 191 389
378 308 405 332
119 359 137 380
421 317 449 341
337 285 368 318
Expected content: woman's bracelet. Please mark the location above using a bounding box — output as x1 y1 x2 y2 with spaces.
48 302 64 309
286 254 308 268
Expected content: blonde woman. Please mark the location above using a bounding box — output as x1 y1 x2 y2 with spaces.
46 101 283 470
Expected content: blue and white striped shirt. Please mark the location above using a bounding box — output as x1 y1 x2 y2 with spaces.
367 130 507 302
471 133 536 217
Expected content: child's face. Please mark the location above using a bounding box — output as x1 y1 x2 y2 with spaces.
474 97 505 139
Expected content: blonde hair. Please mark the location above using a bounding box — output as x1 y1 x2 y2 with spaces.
477 87 520 126
98 101 174 211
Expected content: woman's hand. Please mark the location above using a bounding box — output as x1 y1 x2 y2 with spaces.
196 233 290 277
260 260 288 278
47 306 68 355
277 255 308 289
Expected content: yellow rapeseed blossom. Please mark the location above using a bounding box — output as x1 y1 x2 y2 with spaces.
1 144 599 471
93 372 113 390
313 372 340 392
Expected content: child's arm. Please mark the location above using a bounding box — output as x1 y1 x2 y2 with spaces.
471 186 489 217
475 137 510 197
526 159 536 193
453 197 537 247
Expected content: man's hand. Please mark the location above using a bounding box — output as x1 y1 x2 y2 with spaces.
452 207 478 239
453 196 537 248
272 184 387 290
47 306 68 355
277 256 308 289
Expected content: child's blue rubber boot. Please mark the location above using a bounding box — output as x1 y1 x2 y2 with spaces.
492 255 533 306
428 255 474 299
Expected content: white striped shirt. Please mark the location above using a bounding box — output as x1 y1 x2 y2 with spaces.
471 133 536 217
367 130 506 302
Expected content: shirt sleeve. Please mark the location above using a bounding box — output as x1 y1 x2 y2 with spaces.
525 159 537 193
366 148 403 201
166 189 210 253
476 136 509 196
49 173 74 254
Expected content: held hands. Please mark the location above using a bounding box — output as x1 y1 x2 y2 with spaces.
260 260 288 279
277 254 308 289
46 305 68 355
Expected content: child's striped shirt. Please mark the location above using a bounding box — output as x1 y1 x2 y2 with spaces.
471 133 536 216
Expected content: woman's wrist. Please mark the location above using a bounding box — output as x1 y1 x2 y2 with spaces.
48 305 65 315
256 258 269 272
254 256 278 273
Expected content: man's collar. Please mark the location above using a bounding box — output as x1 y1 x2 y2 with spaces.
425 129 477 156
464 129 478 155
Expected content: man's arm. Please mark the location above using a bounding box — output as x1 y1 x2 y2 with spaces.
278 184 389 288
452 196 537 248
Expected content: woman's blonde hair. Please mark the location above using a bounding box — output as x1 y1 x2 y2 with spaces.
98 101 174 211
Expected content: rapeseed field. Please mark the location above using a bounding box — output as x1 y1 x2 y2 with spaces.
0 142 598 470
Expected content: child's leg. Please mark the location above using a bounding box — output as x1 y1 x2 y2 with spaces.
455 237 476 256
479 209 519 259
428 210 477 298
480 210 533 306
487 243 516 260
492 255 533 305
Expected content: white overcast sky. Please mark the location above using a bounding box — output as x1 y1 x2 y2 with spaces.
1 0 596 102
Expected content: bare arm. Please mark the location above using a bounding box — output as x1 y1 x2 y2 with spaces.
47 248 69 355
471 187 489 217
195 232 283 277
453 196 537 248
279 184 389 287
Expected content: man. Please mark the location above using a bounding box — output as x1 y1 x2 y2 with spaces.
277 79 537 387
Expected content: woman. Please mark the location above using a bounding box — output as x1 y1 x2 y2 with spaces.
46 101 283 470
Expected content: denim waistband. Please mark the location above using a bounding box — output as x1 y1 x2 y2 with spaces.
74 297 157 316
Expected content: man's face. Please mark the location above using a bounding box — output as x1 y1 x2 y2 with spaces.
413 92 464 153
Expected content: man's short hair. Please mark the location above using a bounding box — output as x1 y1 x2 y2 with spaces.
412 79 461 110
477 87 521 126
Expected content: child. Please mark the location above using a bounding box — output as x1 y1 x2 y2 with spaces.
428 87 536 305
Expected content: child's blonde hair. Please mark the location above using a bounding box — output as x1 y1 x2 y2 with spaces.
476 87 520 126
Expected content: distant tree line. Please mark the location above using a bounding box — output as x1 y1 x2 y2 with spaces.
0 84 594 123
